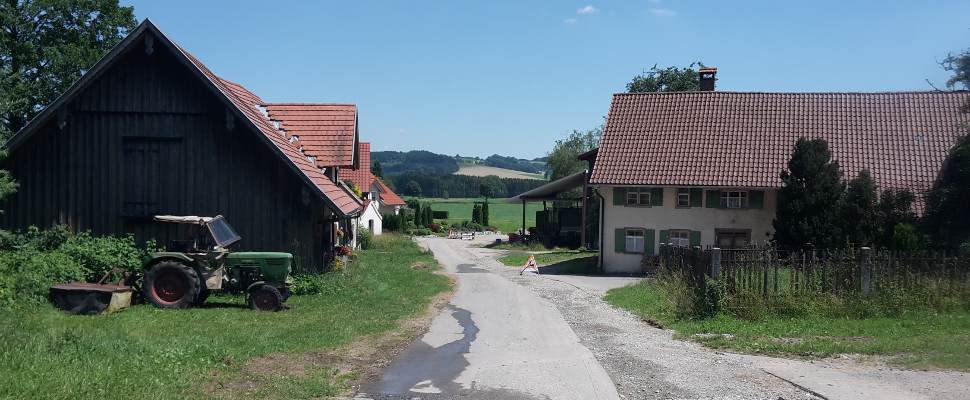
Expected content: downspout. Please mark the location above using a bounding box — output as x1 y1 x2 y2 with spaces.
594 187 606 273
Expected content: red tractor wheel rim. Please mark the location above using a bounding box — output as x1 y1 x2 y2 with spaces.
152 270 188 304
252 291 277 310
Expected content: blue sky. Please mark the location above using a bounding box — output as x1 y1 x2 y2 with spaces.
123 1 970 159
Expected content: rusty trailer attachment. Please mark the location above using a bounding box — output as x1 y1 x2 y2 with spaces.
49 269 134 315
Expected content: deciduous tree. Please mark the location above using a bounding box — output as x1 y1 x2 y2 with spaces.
547 126 600 181
626 62 706 93
876 189 916 249
404 180 422 197
0 0 137 139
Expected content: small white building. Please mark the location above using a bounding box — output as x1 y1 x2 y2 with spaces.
339 142 406 241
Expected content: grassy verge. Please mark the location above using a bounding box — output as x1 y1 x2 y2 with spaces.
605 280 970 370
0 234 451 399
498 250 598 274
409 197 542 233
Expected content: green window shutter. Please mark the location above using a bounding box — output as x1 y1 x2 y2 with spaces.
659 229 670 244
690 230 702 247
690 188 703 207
650 188 663 206
644 229 656 255
749 190 764 209
706 190 721 208
613 187 627 206
615 228 626 252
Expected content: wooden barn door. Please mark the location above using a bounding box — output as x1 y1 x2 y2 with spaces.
122 137 183 241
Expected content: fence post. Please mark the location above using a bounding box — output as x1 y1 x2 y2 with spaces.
860 247 872 297
710 247 721 279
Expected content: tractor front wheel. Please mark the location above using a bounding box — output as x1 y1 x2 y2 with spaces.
248 285 283 312
143 261 200 309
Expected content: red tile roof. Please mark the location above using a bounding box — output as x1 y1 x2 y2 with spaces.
374 178 406 206
338 142 373 190
590 91 970 196
263 103 357 168
172 45 361 216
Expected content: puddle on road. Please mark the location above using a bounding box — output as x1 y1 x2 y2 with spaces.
364 305 479 395
456 263 488 274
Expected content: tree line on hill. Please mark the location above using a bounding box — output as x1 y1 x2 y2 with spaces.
385 172 544 198
372 150 547 176
482 154 544 174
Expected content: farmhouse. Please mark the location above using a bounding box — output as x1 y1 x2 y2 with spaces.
588 69 970 273
0 20 365 272
337 142 407 235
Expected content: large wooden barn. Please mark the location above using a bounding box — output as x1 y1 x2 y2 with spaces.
1 20 364 272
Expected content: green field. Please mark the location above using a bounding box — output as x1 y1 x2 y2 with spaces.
413 197 543 233
0 235 451 399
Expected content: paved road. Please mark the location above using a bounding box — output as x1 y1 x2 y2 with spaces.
359 237 620 399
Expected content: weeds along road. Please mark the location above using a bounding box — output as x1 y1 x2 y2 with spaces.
358 236 619 400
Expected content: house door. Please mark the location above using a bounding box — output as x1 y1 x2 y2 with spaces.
715 229 751 248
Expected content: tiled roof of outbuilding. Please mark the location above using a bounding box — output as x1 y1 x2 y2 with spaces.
339 142 373 190
264 103 357 167
590 91 970 196
374 179 407 206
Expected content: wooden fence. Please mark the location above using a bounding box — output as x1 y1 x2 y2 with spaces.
656 244 970 298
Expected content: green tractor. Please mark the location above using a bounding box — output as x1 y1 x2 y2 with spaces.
142 215 293 311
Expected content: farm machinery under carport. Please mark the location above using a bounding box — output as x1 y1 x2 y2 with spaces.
50 215 294 313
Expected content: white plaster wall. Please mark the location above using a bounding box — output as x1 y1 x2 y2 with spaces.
358 201 383 235
597 185 777 273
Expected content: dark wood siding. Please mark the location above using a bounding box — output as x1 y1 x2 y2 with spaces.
1 34 334 272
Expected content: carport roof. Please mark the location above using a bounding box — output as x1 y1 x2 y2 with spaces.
507 172 586 203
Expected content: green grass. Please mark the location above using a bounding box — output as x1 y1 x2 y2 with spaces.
0 234 451 399
605 280 970 370
412 197 543 233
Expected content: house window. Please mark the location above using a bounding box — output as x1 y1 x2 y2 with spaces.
716 229 751 248
625 229 645 253
720 190 748 209
670 230 690 247
626 187 651 206
677 188 691 207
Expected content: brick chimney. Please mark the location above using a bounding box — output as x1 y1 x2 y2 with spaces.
698 67 717 91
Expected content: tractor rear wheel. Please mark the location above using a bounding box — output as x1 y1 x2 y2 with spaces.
248 285 283 312
143 261 200 309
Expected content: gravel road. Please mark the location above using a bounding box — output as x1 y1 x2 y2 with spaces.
462 241 812 400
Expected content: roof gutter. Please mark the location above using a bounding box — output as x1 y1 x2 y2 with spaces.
593 187 606 273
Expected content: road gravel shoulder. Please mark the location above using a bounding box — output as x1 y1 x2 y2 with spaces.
464 240 970 400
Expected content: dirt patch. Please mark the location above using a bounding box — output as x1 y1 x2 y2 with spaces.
411 262 430 270
203 272 456 399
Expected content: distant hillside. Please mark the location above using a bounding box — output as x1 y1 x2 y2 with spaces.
372 150 459 175
455 165 545 180
482 154 544 174
373 150 547 177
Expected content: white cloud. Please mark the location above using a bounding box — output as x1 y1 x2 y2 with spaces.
647 8 677 16
563 18 578 25
577 5 599 15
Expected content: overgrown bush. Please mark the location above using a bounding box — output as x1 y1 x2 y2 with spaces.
0 226 151 306
407 228 433 236
290 273 350 296
383 214 403 232
357 228 374 250
428 223 442 233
